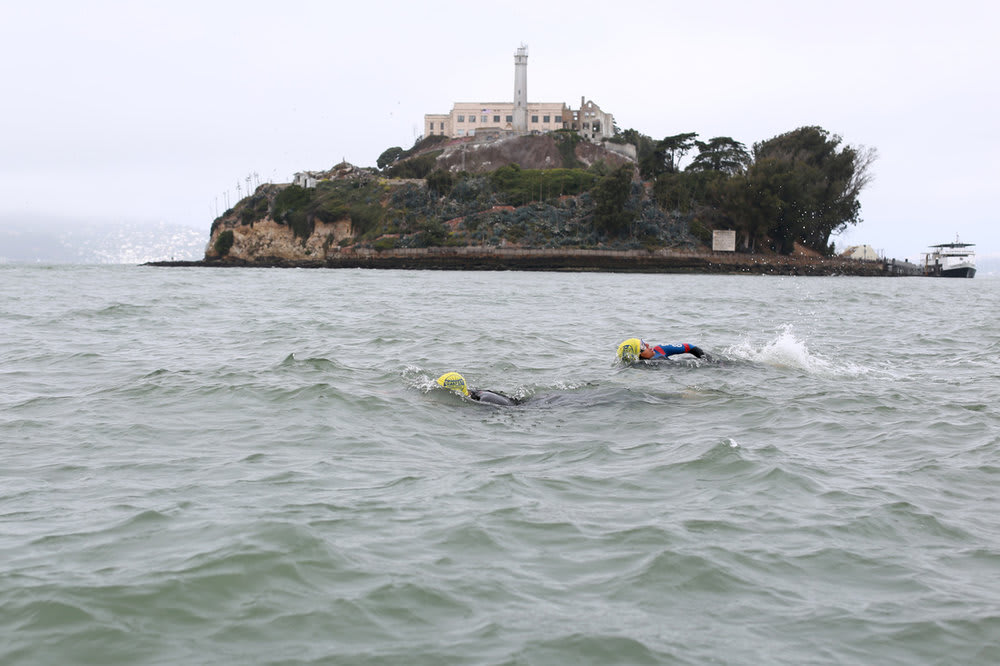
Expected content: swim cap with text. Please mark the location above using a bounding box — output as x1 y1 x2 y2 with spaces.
617 338 642 362
436 372 470 396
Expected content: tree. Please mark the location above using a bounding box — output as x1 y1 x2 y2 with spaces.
654 169 729 214
616 128 659 180
651 132 699 175
746 126 876 254
653 172 692 213
377 146 404 171
717 175 771 252
742 157 811 253
593 165 634 237
687 137 751 175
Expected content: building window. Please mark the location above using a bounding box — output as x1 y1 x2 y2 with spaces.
458 115 465 122
506 115 513 123
469 116 475 123
531 115 538 123
555 115 561 123
481 115 487 123
493 115 500 123
543 115 550 123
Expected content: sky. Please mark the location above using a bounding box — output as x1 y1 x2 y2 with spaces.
1 0 997 263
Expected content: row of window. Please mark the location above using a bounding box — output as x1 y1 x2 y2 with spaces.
456 115 511 123
438 125 604 137
453 114 563 124
429 117 599 132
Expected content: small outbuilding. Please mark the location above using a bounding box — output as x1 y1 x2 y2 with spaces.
841 244 880 261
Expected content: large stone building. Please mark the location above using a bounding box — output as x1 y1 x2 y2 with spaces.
424 46 616 143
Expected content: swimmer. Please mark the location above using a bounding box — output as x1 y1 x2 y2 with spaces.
616 338 707 363
436 372 521 406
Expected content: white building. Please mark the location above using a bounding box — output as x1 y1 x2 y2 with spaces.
425 46 615 142
841 244 880 261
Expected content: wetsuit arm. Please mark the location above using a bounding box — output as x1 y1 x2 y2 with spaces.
470 389 517 406
651 343 705 359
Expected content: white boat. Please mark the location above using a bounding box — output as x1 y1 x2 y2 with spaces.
923 237 976 278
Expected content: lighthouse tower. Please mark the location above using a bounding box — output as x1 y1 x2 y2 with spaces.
512 45 528 133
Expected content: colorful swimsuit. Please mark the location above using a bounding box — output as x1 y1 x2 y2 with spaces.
649 343 699 359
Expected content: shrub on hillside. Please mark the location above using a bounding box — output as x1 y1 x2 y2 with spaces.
384 151 442 179
271 185 315 238
214 229 234 257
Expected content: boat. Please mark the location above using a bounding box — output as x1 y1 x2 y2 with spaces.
923 237 976 278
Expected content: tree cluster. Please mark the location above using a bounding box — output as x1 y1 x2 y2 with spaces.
619 125 875 254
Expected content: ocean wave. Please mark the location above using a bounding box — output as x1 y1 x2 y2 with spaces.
723 324 876 377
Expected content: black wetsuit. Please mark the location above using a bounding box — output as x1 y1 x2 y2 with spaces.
469 389 519 406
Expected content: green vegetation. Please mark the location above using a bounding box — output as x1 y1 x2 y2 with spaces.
747 126 874 253
688 137 751 175
214 229 234 257
272 184 314 238
379 135 450 175
552 130 584 168
593 165 634 237
383 150 442 179
618 125 875 254
426 169 453 196
490 164 596 206
256 179 391 240
376 146 404 170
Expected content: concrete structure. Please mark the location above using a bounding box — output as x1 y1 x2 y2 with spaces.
513 44 528 133
293 172 318 188
841 244 880 261
712 230 736 252
425 46 615 143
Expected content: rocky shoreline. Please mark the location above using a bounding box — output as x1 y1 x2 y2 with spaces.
148 247 918 276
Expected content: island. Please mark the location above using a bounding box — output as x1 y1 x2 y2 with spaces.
152 126 917 276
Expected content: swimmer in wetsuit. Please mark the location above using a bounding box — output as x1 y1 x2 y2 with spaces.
616 338 707 363
436 372 520 406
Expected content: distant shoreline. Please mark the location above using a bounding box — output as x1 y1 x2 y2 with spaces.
148 247 918 276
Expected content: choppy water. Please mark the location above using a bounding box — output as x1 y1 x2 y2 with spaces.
2 264 999 665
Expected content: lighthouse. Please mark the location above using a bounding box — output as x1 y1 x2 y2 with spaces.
512 44 528 133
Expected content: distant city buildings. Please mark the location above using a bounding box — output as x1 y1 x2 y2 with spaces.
424 45 616 143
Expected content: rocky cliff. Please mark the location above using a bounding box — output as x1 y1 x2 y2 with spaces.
431 134 633 173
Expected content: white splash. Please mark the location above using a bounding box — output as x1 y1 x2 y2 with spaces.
725 325 870 377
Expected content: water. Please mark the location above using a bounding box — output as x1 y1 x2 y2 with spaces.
2 265 999 665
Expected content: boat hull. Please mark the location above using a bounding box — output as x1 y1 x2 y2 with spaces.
940 266 976 278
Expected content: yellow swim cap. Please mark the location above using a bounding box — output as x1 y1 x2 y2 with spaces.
617 338 642 362
436 372 469 396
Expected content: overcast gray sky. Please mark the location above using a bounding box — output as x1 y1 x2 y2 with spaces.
2 0 997 262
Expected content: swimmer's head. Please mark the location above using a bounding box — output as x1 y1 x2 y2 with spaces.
616 338 644 363
436 372 469 396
